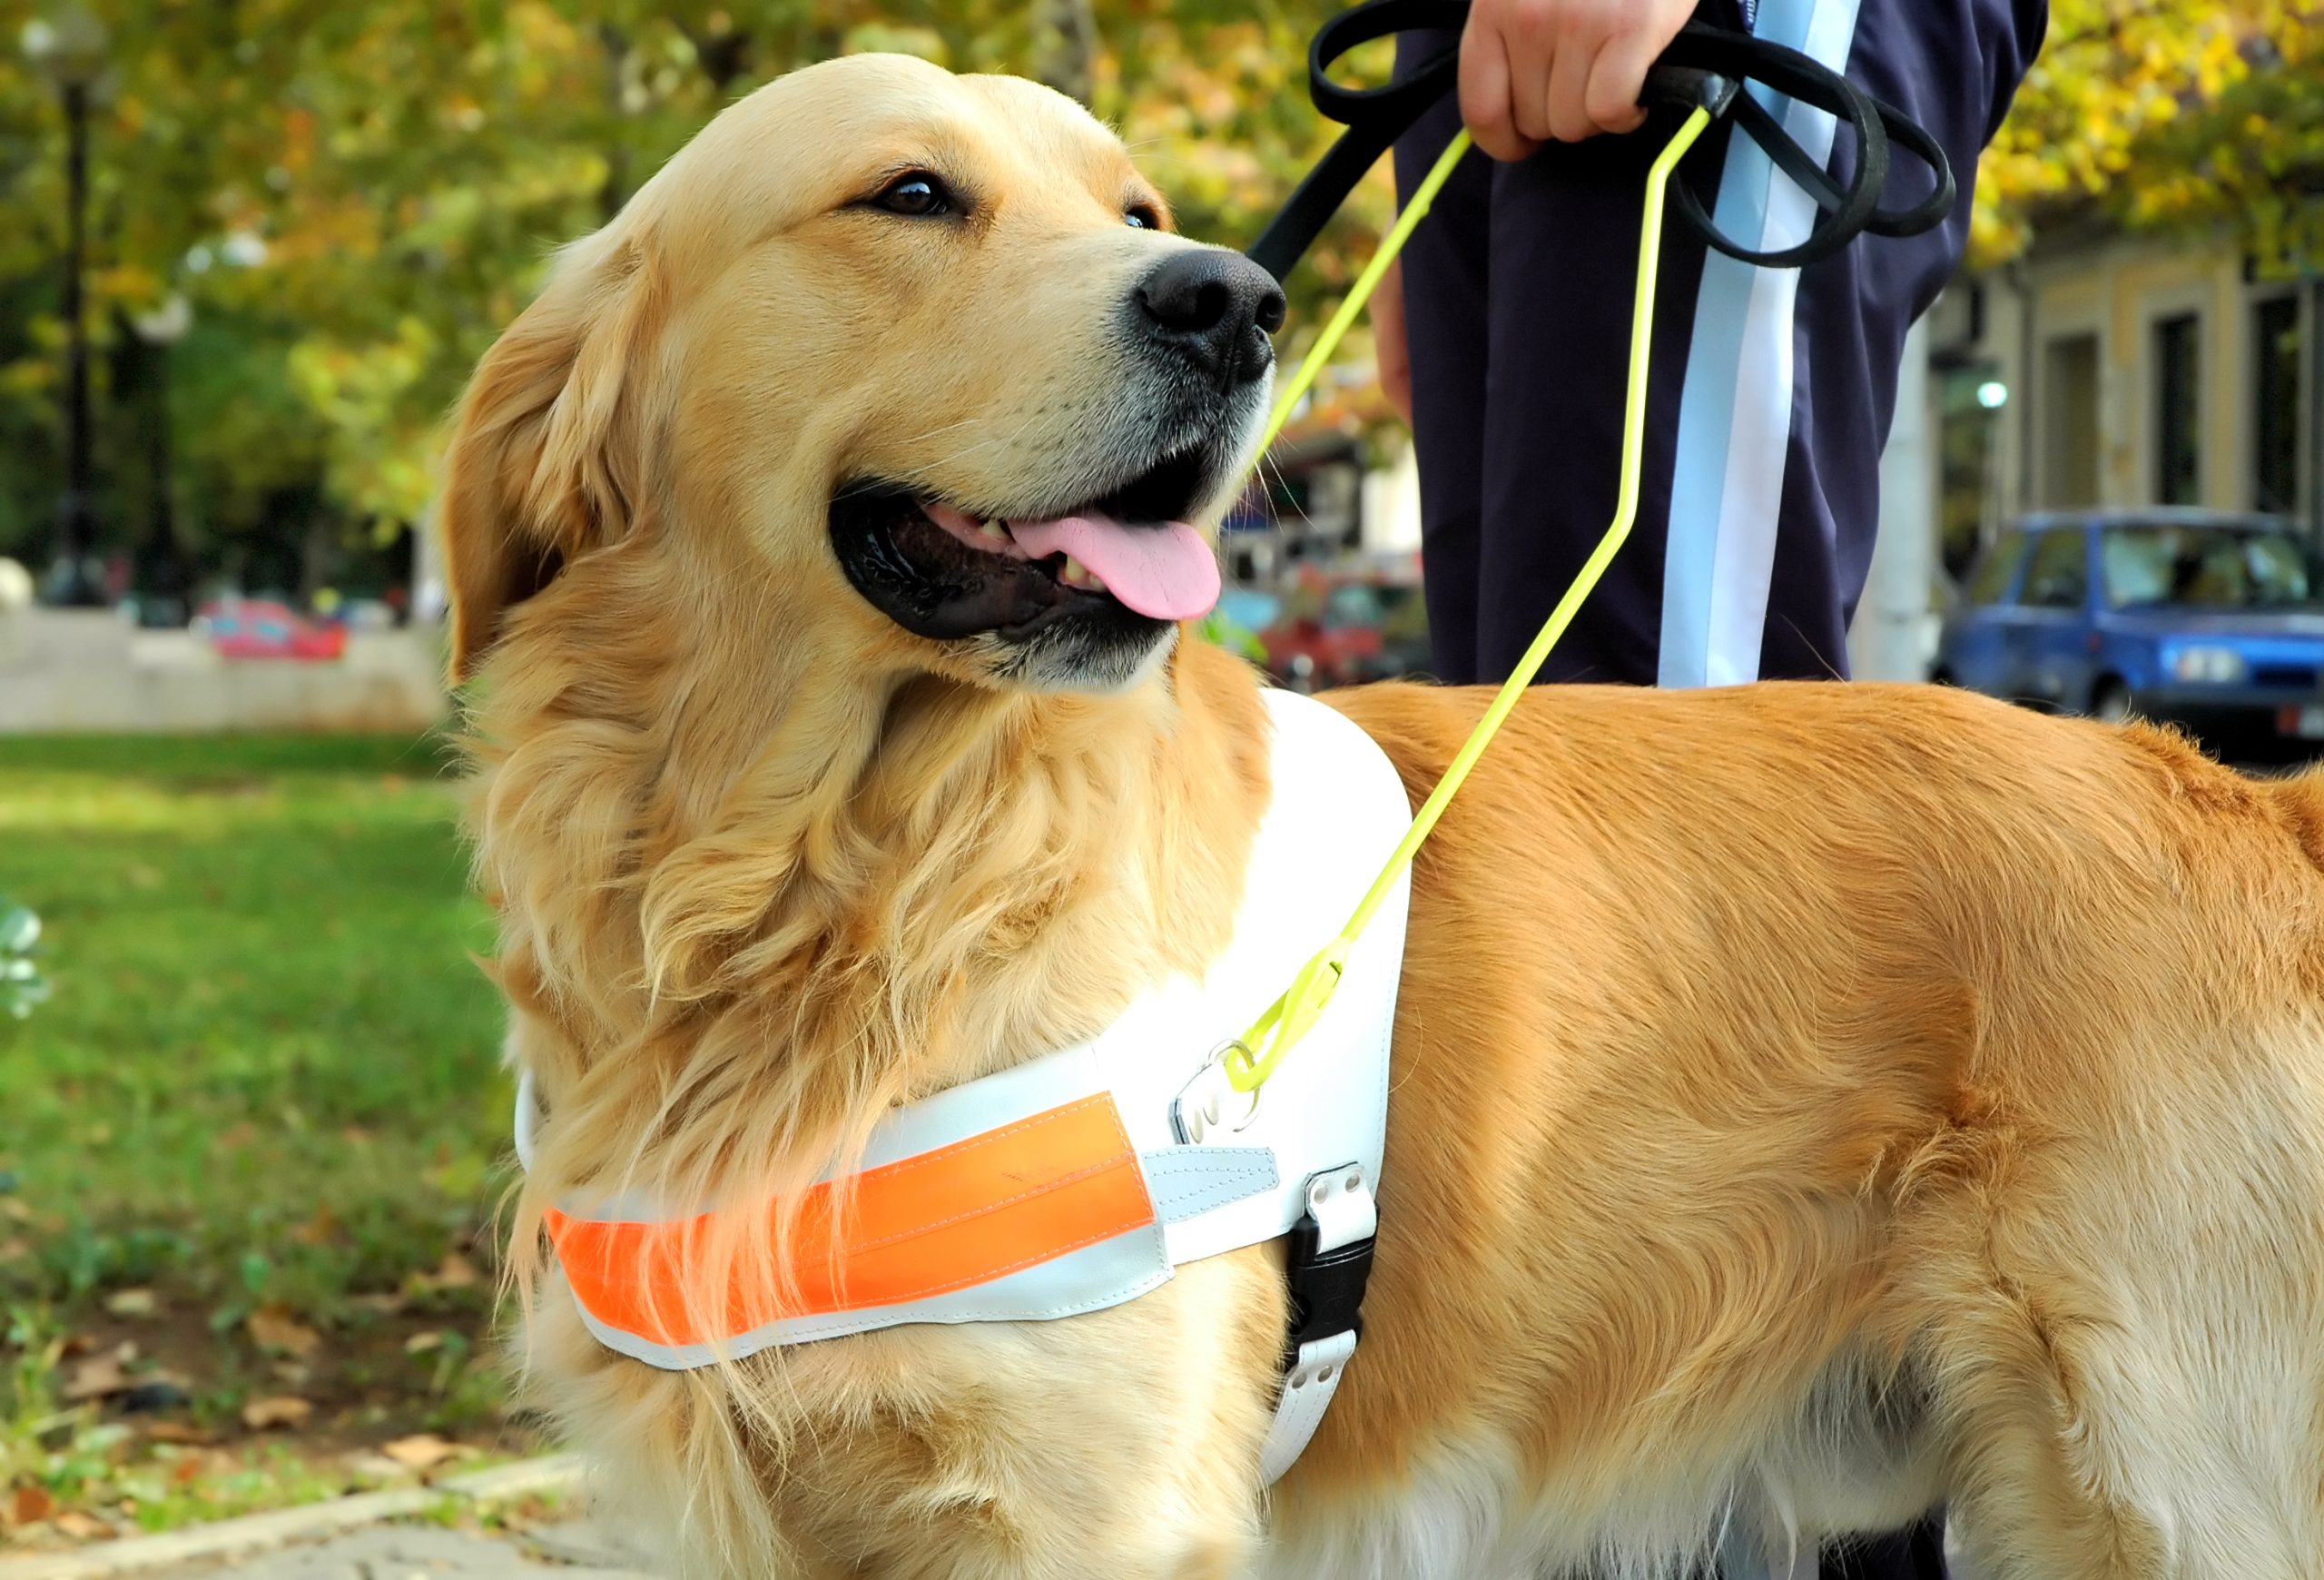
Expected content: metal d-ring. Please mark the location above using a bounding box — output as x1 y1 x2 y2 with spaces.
1172 1041 1264 1145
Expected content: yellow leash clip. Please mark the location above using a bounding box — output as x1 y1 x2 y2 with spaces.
1226 105 1715 1098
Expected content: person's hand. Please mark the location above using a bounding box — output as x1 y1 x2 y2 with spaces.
1372 256 1413 427
1458 0 1699 162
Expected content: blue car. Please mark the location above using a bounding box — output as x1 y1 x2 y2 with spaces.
1936 509 2324 756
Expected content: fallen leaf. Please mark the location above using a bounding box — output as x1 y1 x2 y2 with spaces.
0 1199 31 1223
0 1237 28 1261
246 1306 321 1358
269 1360 311 1387
420 1252 481 1291
54 1512 109 1540
5 1486 54 1529
62 1353 129 1402
349 1292 409 1317
58 1333 97 1358
170 1456 203 1484
291 1204 338 1246
403 1330 446 1356
104 1288 157 1318
380 1434 461 1470
240 1395 312 1431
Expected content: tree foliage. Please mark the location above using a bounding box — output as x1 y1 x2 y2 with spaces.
0 0 1390 584
24 0 2302 578
1974 1 2324 268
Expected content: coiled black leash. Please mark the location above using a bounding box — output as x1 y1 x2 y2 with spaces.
1244 0 1956 283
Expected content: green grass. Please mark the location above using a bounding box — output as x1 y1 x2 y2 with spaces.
0 732 524 1542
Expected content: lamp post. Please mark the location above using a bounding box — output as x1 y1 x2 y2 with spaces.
130 294 192 627
21 5 110 607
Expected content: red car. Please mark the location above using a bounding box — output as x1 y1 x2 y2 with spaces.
196 598 348 661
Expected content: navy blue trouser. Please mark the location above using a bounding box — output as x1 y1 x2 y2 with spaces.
1393 0 2044 689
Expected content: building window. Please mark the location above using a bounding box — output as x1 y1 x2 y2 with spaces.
2153 312 2201 505
2254 294 2301 517
2042 333 2099 509
1937 367 2004 580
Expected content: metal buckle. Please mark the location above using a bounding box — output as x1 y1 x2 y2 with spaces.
1172 1042 1262 1144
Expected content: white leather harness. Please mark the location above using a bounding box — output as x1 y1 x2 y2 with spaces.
516 686 1413 1482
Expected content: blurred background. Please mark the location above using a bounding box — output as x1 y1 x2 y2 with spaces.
0 0 2319 1557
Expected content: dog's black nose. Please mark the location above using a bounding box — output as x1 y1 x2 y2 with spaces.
1136 249 1285 388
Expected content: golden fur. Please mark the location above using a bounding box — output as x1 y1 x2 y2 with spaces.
446 53 2324 1579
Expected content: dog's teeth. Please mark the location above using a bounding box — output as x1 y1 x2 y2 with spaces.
1062 556 1091 587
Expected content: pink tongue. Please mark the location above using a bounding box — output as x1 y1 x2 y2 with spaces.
1007 513 1221 622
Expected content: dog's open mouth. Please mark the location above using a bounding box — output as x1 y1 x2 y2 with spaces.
830 449 1225 643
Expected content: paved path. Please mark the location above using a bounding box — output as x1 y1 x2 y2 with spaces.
146 1517 654 1579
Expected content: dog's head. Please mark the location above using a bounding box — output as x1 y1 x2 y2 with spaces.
440 53 1283 696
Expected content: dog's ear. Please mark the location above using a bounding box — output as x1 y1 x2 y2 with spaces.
438 232 665 683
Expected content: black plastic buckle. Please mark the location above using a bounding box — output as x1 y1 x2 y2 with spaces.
1285 1213 1376 1353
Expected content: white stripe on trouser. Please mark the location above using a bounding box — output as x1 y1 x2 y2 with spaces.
1657 0 1864 689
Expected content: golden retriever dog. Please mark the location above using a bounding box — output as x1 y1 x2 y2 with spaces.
443 51 2324 1580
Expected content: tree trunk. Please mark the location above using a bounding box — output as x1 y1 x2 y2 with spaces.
1030 0 1098 105
685 22 751 92
599 22 631 222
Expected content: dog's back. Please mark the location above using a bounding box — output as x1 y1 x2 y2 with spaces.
1279 675 2324 1579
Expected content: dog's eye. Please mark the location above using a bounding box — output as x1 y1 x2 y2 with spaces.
872 172 953 218
1126 204 1160 231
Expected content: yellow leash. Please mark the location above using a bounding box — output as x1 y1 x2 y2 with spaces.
1226 106 1715 1097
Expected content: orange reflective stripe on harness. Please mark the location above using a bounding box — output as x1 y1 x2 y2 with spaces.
543 1094 1157 1348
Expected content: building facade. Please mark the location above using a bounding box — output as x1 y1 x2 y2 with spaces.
1929 231 2319 570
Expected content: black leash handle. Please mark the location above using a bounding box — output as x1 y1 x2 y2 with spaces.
1244 0 1955 283
1245 0 1468 284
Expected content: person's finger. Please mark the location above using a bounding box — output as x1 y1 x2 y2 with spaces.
1583 26 1656 134
1497 0 1563 149
1370 257 1413 427
1459 11 1539 162
1542 28 1600 143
